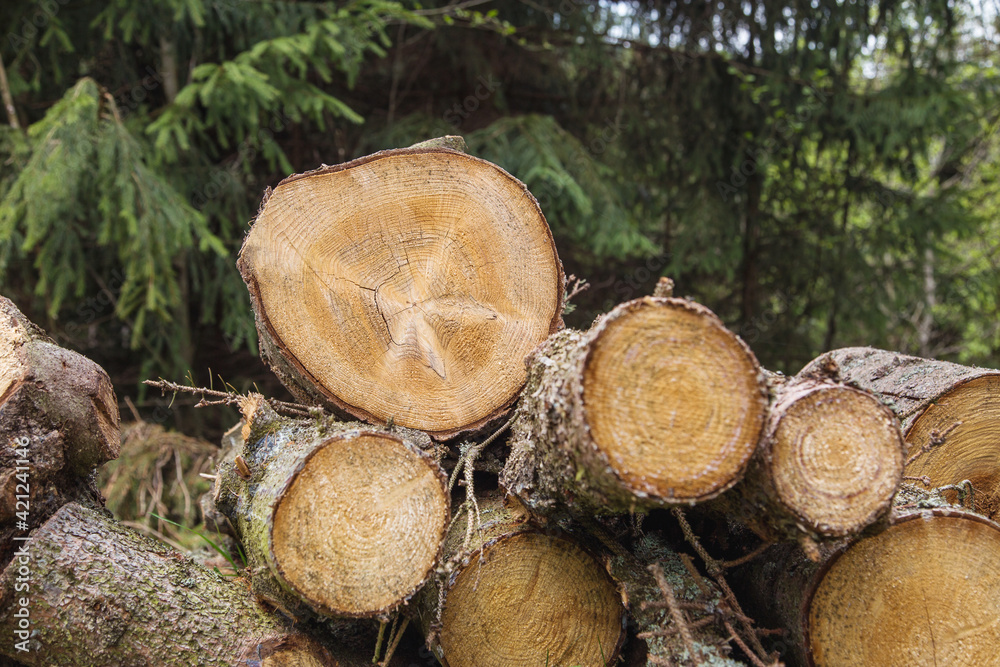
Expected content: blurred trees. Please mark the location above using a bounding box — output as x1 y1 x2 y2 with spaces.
1 0 998 407
0 0 425 386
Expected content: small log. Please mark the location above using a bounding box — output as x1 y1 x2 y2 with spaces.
502 297 768 515
0 296 120 564
0 503 351 666
214 397 449 619
719 372 904 544
416 493 626 667
732 506 1000 666
237 142 565 439
804 347 1000 518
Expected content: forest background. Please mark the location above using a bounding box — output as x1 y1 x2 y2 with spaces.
2 0 999 438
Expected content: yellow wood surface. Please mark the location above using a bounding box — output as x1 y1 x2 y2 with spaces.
272 433 449 616
438 532 624 667
583 298 766 501
241 149 562 435
905 374 1000 519
809 512 1000 666
771 385 903 534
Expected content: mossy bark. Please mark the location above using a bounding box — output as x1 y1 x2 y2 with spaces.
0 296 120 566
0 503 346 667
502 328 607 513
213 397 448 620
608 532 747 666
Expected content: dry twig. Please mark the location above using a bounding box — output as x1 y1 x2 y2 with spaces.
643 562 699 662
564 274 590 303
671 508 779 666
448 414 516 550
144 378 324 418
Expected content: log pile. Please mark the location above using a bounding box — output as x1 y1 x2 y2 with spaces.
3 139 999 667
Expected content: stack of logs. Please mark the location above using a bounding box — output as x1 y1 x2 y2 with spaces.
2 138 999 667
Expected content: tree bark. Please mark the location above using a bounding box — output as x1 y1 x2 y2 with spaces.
607 530 748 666
237 142 565 439
716 370 904 545
803 347 1000 519
502 297 768 515
213 396 450 620
0 53 20 129
731 506 1000 667
414 492 626 667
0 296 120 565
0 503 358 667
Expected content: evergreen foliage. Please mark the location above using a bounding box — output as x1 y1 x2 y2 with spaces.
0 0 425 382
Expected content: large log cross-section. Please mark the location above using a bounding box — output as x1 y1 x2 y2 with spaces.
238 146 565 439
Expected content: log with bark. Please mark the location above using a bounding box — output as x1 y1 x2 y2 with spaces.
0 296 120 564
717 369 905 546
502 296 769 515
0 502 362 667
415 492 627 667
804 347 1000 519
213 396 450 620
237 144 565 439
732 500 1000 666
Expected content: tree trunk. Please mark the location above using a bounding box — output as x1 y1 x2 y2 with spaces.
237 143 565 439
0 53 20 129
717 370 904 545
213 396 450 619
502 297 768 515
0 503 358 667
0 296 120 564
803 347 1000 519
731 506 1000 666
415 493 626 667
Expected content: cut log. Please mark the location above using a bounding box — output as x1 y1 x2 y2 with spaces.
0 296 119 473
732 507 1000 666
0 502 358 666
416 493 626 667
237 143 564 439
804 347 1000 519
0 296 120 564
720 372 904 543
214 396 449 619
502 297 768 514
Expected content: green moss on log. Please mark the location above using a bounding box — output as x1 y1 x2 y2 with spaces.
0 503 336 666
214 397 449 619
